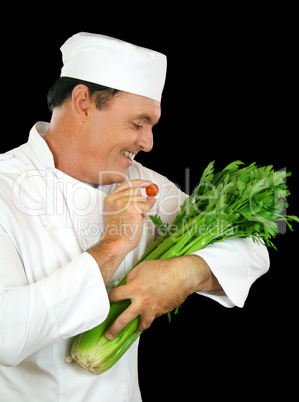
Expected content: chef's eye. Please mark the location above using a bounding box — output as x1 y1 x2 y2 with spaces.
133 122 144 130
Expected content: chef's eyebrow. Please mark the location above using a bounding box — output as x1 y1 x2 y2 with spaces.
133 114 160 126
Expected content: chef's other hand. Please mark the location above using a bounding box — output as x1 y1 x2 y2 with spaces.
106 257 202 339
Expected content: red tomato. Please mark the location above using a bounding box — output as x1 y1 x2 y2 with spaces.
146 183 159 197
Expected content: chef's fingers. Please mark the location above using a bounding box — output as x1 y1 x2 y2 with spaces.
111 179 152 194
105 304 140 340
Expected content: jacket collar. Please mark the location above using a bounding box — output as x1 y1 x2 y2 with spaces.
28 122 55 169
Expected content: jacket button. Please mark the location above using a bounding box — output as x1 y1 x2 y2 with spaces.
65 356 73 364
43 223 53 231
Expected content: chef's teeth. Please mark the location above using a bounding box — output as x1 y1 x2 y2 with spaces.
121 150 135 159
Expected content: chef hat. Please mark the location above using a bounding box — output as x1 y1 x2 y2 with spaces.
60 32 167 102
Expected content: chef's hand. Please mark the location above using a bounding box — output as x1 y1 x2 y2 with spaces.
88 179 156 285
106 255 213 339
102 179 156 252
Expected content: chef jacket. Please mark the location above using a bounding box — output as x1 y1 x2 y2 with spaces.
0 122 270 401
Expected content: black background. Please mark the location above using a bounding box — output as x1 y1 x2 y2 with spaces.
1 6 297 401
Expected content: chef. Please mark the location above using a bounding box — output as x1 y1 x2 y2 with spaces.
0 32 269 401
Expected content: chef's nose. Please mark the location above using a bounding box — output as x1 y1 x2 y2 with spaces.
136 127 153 153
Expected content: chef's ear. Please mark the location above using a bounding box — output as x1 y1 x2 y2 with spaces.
71 84 92 123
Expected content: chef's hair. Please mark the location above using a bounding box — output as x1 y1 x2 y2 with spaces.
47 77 120 112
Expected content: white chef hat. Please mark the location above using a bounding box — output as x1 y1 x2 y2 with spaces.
60 32 167 102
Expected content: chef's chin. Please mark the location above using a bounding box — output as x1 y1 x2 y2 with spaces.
98 170 129 185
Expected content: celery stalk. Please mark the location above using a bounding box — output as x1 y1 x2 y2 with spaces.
71 299 141 374
71 160 299 375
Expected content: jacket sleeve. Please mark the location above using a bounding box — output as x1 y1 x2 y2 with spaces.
192 237 270 307
0 225 110 367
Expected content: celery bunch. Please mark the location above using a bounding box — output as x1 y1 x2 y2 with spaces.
71 160 298 374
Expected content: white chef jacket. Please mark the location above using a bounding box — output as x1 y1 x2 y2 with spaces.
0 122 270 402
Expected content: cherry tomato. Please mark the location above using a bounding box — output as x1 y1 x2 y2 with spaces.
146 183 159 197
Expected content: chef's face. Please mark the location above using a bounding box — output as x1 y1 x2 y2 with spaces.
85 91 161 185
